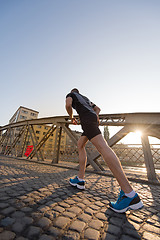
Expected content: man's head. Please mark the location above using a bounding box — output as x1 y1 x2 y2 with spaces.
71 88 79 93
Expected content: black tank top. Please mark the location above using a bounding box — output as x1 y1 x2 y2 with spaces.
66 92 96 119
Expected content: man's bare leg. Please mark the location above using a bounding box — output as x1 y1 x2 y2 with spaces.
77 136 88 179
90 134 133 193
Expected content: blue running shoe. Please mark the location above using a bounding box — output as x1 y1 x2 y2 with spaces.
69 176 85 190
109 189 143 213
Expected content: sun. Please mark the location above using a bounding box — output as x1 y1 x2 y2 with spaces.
135 130 142 137
122 130 143 144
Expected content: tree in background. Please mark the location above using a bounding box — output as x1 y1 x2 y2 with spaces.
104 126 110 141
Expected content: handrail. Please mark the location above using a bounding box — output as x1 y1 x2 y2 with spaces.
0 112 160 131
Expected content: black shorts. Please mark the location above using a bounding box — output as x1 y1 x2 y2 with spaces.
81 113 101 140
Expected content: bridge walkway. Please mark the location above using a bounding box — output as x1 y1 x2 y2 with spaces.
0 156 160 240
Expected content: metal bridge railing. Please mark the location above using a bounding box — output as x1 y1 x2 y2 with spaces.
0 112 160 182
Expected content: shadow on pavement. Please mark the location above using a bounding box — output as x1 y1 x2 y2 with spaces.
104 208 141 239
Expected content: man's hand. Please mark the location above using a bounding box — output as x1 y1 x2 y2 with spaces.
97 116 100 125
93 105 101 125
70 117 78 125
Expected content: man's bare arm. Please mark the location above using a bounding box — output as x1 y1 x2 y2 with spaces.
93 105 101 115
65 97 73 119
93 105 101 124
65 97 77 124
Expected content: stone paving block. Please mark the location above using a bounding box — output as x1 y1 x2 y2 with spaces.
31 212 43 220
38 205 50 212
123 219 140 231
129 215 143 224
110 216 125 227
68 206 82 214
18 196 27 200
39 234 55 240
0 230 16 240
120 234 139 240
45 200 55 207
49 202 58 208
64 199 76 205
95 212 108 221
14 202 26 209
54 216 71 229
58 202 70 208
146 217 156 225
95 201 104 207
72 197 82 202
62 211 76 219
11 211 25 219
84 207 95 216
12 222 25 233
93 197 102 201
1 207 16 216
84 227 100 240
0 203 9 209
106 223 121 236
53 205 65 213
61 230 80 240
142 223 160 234
89 204 101 210
21 207 33 213
82 199 91 205
131 211 145 220
155 221 160 228
37 217 52 229
70 220 86 232
23 197 34 203
0 217 15 227
152 214 159 221
76 203 86 209
78 213 92 222
123 226 141 239
101 208 108 214
23 216 33 225
0 197 10 201
7 199 16 205
52 211 60 218
44 211 54 220
27 226 42 238
102 232 117 240
51 197 62 203
143 231 160 240
16 237 28 240
88 219 103 230
48 226 61 237
104 208 114 217
147 207 158 214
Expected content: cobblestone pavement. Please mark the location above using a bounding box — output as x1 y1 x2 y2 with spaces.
0 157 160 240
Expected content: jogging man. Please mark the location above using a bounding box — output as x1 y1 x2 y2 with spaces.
65 88 143 213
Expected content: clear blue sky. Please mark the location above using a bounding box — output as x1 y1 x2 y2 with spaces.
0 0 160 127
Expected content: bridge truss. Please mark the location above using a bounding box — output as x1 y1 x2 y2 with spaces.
0 113 160 182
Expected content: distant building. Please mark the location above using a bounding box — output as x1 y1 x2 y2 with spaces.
8 106 66 159
8 106 39 154
26 124 66 159
9 106 39 124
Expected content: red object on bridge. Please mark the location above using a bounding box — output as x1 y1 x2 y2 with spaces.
25 145 33 157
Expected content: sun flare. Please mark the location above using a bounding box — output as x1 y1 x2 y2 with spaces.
121 130 143 144
135 130 142 137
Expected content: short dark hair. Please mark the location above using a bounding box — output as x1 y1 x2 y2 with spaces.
71 88 79 93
